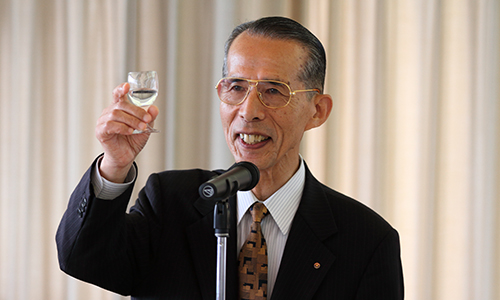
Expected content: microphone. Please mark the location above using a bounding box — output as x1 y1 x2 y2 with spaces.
199 161 260 201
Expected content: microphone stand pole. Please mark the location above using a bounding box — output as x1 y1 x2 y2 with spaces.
214 199 230 300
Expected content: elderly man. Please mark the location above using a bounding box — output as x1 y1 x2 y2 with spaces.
57 16 404 300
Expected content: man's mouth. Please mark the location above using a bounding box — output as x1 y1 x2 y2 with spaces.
239 133 270 145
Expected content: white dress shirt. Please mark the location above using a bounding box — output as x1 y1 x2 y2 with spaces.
91 157 135 200
92 157 306 297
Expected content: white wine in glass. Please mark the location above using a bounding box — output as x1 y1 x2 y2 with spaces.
127 71 159 134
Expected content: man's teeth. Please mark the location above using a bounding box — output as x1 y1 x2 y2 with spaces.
240 134 269 144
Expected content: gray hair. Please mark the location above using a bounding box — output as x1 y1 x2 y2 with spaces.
223 16 326 93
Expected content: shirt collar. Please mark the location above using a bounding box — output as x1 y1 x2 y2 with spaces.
237 156 306 235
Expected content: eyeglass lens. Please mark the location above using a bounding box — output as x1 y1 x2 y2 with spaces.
217 78 290 108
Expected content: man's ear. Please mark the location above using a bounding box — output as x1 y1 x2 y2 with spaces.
305 93 333 131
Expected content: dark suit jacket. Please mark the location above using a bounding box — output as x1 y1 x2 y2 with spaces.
56 157 404 299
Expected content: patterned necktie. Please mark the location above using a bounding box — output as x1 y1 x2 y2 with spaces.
238 202 269 300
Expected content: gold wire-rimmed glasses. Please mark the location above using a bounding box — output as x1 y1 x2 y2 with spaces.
215 77 320 109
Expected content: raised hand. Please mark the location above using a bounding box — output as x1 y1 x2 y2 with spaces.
95 82 159 183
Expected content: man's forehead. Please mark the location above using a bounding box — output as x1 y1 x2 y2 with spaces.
226 33 306 83
229 31 305 53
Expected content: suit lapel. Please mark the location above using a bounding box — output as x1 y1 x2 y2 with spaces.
271 166 338 300
186 195 239 300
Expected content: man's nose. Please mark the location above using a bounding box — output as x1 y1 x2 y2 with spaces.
238 87 266 121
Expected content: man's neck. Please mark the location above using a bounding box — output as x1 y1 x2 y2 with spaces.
251 156 301 200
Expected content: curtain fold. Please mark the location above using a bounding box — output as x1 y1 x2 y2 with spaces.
0 0 498 299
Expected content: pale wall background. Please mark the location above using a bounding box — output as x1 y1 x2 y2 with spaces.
0 0 499 299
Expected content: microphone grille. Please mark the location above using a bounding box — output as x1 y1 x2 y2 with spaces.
232 161 260 190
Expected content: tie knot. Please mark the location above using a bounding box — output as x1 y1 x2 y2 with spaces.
250 202 268 223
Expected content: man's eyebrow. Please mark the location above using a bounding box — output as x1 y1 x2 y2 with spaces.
264 78 292 86
227 76 291 85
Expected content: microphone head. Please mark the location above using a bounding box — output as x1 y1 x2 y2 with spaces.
198 161 260 201
231 161 260 191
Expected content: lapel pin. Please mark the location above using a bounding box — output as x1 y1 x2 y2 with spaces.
314 262 321 269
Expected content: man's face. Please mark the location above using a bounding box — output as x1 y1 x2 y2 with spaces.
220 32 319 179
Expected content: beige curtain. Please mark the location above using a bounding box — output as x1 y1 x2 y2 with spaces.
0 0 498 299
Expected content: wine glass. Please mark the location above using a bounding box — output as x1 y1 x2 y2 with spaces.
127 71 159 134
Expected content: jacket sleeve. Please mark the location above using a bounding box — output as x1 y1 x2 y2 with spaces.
55 157 142 296
355 228 405 300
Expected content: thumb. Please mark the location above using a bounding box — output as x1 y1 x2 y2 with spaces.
112 83 130 103
147 105 160 121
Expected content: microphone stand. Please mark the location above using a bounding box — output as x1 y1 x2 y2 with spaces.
200 161 259 300
214 199 230 300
